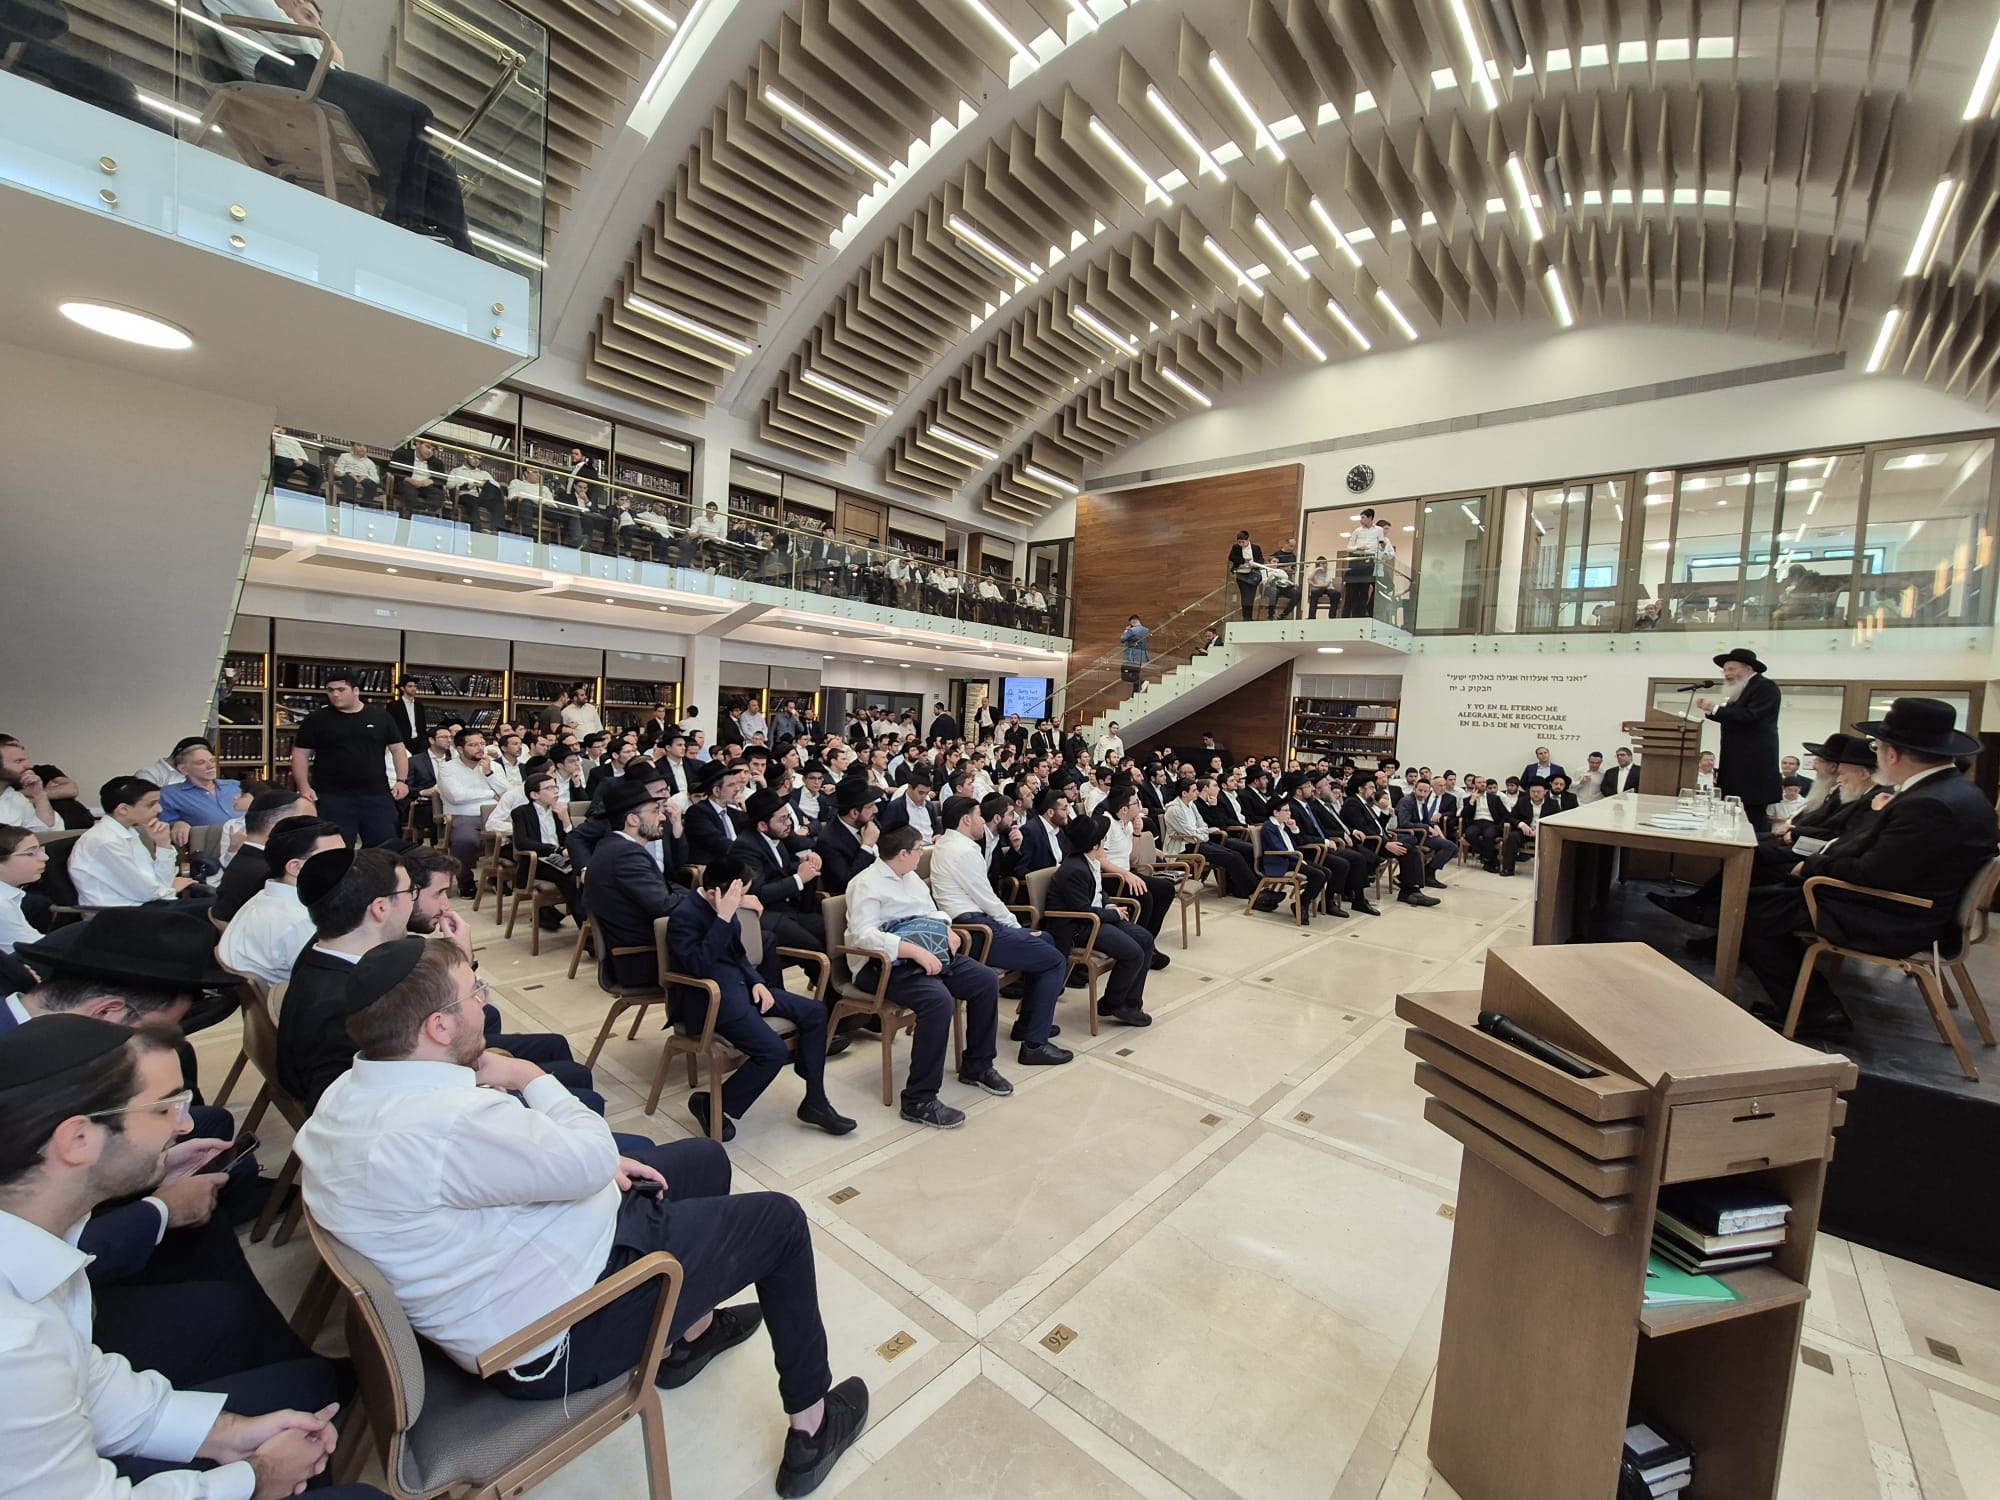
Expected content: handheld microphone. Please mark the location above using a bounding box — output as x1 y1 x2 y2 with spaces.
1476 1011 1606 1078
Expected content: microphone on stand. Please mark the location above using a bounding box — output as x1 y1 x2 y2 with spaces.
1677 679 1721 692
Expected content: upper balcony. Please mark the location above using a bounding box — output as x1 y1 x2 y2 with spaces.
0 0 549 435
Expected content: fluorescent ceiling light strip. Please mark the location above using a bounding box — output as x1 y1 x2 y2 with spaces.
1307 198 1365 268
1065 0 1098 36
1967 21 2000 118
424 128 543 190
467 227 547 270
1202 236 1263 297
157 1 288 62
1071 304 1140 355
1505 154 1543 240
1460 502 1480 524
946 214 1037 282
638 0 708 106
1374 289 1418 341
1446 0 1499 109
801 369 892 418
135 89 217 132
1863 307 1903 374
624 0 678 32
1281 313 1328 361
1207 53 1284 160
624 294 754 356
1021 464 1080 494
962 0 1038 70
1158 365 1213 407
1146 85 1224 181
1088 117 1168 203
1325 298 1372 350
1253 215 1310 278
1903 177 1959 278
929 425 1001 461
1542 266 1575 328
764 87 893 184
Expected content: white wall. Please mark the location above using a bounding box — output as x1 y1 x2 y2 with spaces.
1 341 274 793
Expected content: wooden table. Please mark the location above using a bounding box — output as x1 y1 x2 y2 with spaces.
1532 793 1758 995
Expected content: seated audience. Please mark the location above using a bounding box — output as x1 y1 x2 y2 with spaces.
158 743 251 832
0 733 62 832
270 425 322 491
70 778 199 908
685 760 748 869
1099 787 1175 937
213 790 311 920
332 442 382 506
508 772 581 930
1046 815 1156 1025
815 779 881 896
1 827 49 956
584 781 695 986
730 790 826 967
1259 800 1334 923
275 847 413 1108
217 816 346 989
445 452 506 531
1501 782 1550 876
1161 779 1255 897
437 728 509 896
1391 777 1457 887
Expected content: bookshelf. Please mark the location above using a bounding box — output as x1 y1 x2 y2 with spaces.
604 651 683 735
1289 694 1400 764
216 615 272 777
1399 944 1856 1500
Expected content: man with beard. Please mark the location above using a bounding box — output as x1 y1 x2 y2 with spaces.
1696 649 1782 831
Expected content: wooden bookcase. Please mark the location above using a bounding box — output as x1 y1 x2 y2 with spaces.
1289 693 1400 764
604 650 683 735
216 612 272 778
1399 944 1855 1500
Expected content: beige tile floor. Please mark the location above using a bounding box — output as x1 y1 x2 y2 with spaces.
194 863 2000 1500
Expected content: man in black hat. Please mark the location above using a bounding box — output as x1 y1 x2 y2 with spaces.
585 779 696 988
0 1014 381 1498
685 759 748 870
815 779 881 897
1696 648 1782 832
1734 698 1997 1038
732 790 826 963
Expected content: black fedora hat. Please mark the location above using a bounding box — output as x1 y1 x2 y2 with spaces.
834 779 881 812
1713 647 1767 673
16 907 234 990
1823 734 1879 770
1853 697 1982 759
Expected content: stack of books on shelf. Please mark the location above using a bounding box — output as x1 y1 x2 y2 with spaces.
1622 1421 1692 1497
1652 1182 1791 1274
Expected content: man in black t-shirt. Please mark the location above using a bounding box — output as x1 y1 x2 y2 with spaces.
290 670 410 845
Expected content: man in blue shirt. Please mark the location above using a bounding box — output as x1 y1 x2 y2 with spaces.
157 744 248 830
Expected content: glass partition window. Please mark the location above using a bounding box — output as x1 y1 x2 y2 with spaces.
1414 496 1486 631
1511 478 1625 629
1858 440 1995 626
1661 462 1780 628
1769 453 1861 623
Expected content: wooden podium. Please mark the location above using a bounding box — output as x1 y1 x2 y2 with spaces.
1399 943 1855 1500
1621 711 1708 880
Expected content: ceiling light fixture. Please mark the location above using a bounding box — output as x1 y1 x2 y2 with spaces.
1158 365 1212 407
1307 198 1364 267
1145 85 1224 180
157 0 288 63
424 128 542 191
1202 236 1263 297
961 0 1038 71
636 0 707 106
1207 53 1284 160
1316 646 1345 654
801 369 893 417
1863 307 1903 373
1021 464 1080 494
624 294 753 356
623 0 678 33
1280 313 1328 361
1325 298 1372 350
466 228 547 270
1445 0 1499 110
1253 215 1310 278
763 86 893 184
1542 266 1575 327
1087 117 1168 204
928 425 1001 461
1071 304 1140 355
1808 490 1823 516
1374 289 1419 341
1064 0 1097 35
947 213 1038 282
1903 177 1960 278
57 300 193 349
1967 19 2000 118
1506 154 1544 240
386 566 399 573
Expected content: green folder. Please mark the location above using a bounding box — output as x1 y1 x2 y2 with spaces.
1642 1253 1745 1306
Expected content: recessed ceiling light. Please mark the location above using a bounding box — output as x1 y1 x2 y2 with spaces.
1316 646 1345 654
386 567 399 574
459 576 473 583
604 597 616 604
899 662 912 668
658 605 670 611
58 301 193 349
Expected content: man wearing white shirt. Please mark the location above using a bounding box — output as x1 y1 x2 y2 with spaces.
331 442 381 507
1097 724 1124 763
1574 751 1608 805
560 687 604 739
436 731 508 895
444 452 505 532
70 779 194 909
0 735 60 832
928 798 1070 1065
0 1013 371 1500
487 732 529 791
296 940 867 1495
217 818 345 990
738 702 769 742
270 426 320 492
844 826 1008 1128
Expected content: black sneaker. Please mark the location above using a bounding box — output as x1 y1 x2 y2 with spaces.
796 1099 857 1135
899 1097 966 1129
656 1303 762 1389
776 1375 869 1497
1009 1018 1061 1042
1018 1041 1074 1066
688 1092 736 1142
1398 890 1441 908
956 1066 1014 1096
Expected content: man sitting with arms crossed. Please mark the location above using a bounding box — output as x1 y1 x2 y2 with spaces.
666 855 855 1142
295 940 868 1496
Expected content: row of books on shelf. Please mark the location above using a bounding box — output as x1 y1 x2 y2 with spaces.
404 671 504 697
215 730 264 762
1298 702 1399 719
1297 721 1397 740
1623 1419 1692 1497
605 684 667 705
1642 1183 1792 1312
222 656 267 688
278 662 394 691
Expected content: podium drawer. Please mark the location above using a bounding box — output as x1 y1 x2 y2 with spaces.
1662 1090 1833 1182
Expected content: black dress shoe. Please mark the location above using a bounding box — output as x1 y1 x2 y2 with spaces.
776 1375 869 1498
824 1034 852 1058
687 1092 736 1142
1398 890 1441 907
1425 877 1448 890
1098 1004 1152 1026
657 1303 762 1389
1009 1018 1061 1042
1018 1040 1074 1065
1351 897 1381 916
956 1066 1014 1096
1322 902 1349 918
1148 950 1171 970
797 1099 858 1135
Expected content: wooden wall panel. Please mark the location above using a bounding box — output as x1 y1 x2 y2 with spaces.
1069 464 1302 675
1128 664 1294 765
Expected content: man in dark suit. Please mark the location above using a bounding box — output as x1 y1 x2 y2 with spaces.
1600 747 1643 797
1520 747 1566 787
585 740 641 798
1698 647 1783 831
1044 816 1153 1026
683 758 747 870
1500 784 1550 877
1340 786 1438 905
1259 804 1333 923
1736 699 1998 1036
1543 775 1579 814
211 791 308 920
927 702 960 742
1392 777 1457 887
1295 775 1380 914
730 789 826 970
275 848 413 1109
816 778 882 896
1227 530 1266 619
665 854 854 1141
583 780 692 987
391 680 427 751
1017 788 1067 876
651 729 695 800
508 773 580 930
1461 776 1514 872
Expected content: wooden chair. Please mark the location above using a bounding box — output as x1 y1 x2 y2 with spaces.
1943 856 2000 1024
1132 831 1204 948
567 868 595 979
580 920 668 1070
1247 826 1309 925
184 823 228 866
209 963 274 1137
502 851 568 956
470 817 512 921
1783 863 2000 1081
818 893 966 1106
242 981 311 1247
1016 867 1140 1037
302 1211 679 1500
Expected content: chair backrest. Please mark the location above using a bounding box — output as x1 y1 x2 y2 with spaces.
29 835 81 907
185 823 227 862
915 845 934 883
1952 855 2000 951
1249 824 1269 863
302 1211 427 1476
1023 866 1053 921
819 894 855 988
1132 830 1160 867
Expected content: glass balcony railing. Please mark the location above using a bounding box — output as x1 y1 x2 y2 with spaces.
258 437 1074 641
2 0 547 345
